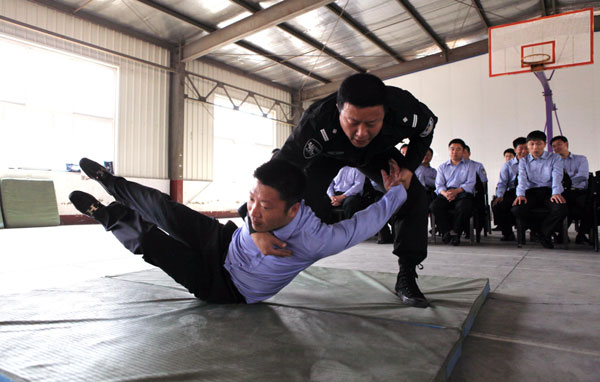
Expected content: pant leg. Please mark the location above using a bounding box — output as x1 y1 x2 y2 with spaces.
95 202 243 303
453 195 474 234
102 175 224 251
541 195 568 238
496 190 516 236
430 194 452 235
342 194 364 219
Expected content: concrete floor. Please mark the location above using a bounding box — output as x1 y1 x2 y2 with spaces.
1 224 599 381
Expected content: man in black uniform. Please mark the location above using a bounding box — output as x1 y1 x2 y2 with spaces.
249 73 437 308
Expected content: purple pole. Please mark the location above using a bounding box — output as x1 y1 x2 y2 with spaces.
533 71 555 152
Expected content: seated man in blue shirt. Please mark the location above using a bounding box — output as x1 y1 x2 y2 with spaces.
511 130 567 249
550 135 591 244
430 138 476 246
69 157 411 305
327 166 366 219
415 147 437 202
492 138 528 241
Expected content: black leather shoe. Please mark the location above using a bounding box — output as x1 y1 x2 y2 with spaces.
575 232 589 245
69 191 105 218
442 232 452 244
395 265 429 308
79 157 113 194
537 232 554 249
451 234 460 246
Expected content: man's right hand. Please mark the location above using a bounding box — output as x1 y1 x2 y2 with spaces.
492 196 503 206
251 232 292 257
513 196 527 206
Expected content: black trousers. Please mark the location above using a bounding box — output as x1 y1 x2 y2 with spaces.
492 189 517 236
511 187 568 238
430 192 474 235
94 175 245 304
564 189 591 233
303 150 429 267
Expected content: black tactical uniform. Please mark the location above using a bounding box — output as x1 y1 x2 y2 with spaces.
274 86 437 274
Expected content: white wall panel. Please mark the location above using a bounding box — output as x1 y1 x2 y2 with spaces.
184 60 292 180
386 32 600 199
0 0 170 179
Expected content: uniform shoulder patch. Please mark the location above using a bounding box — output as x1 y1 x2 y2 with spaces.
303 139 323 159
419 117 435 137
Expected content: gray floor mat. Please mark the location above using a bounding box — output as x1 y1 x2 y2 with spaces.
0 266 489 382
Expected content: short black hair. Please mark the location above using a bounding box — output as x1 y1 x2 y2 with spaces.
427 147 434 155
504 148 516 156
464 145 471 153
526 130 547 143
253 160 306 211
512 137 526 148
550 135 568 145
337 73 386 109
448 138 466 149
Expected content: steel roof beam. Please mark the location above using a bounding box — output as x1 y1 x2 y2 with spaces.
183 0 332 62
394 0 449 55
325 3 405 64
137 0 329 84
230 0 365 73
300 39 488 101
471 0 491 29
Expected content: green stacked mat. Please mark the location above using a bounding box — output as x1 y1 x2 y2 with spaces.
0 178 60 228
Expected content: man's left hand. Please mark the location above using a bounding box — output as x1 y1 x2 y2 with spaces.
550 194 566 204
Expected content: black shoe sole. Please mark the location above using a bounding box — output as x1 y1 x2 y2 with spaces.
397 293 430 308
79 158 113 195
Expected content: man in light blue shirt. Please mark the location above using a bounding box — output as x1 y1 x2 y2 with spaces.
69 158 411 305
327 166 366 219
511 131 567 249
492 138 528 241
415 147 437 202
430 138 476 246
551 135 591 244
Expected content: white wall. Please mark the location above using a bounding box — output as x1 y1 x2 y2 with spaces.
386 32 600 198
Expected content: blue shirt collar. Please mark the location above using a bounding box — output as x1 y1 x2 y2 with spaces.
527 151 550 162
271 201 305 241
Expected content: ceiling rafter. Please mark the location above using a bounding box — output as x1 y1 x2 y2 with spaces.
230 0 365 73
471 0 491 29
136 0 329 84
325 3 405 64
182 0 332 60
394 0 449 55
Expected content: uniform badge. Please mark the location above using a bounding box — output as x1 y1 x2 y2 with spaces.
303 139 323 159
419 117 435 137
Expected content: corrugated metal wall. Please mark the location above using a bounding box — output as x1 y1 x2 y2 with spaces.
0 0 169 178
185 60 292 181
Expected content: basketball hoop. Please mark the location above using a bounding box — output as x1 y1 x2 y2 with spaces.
521 53 551 72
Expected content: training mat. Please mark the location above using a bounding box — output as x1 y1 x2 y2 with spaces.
0 267 489 382
0 178 59 228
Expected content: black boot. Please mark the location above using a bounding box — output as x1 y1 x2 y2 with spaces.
79 157 114 195
69 191 105 218
395 264 429 308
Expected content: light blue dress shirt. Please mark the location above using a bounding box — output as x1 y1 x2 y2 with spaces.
224 185 407 304
469 160 488 182
415 165 437 189
561 153 589 189
327 166 366 197
496 157 519 197
516 151 564 197
435 159 477 195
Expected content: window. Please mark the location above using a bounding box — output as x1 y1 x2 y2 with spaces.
211 94 276 207
0 35 117 171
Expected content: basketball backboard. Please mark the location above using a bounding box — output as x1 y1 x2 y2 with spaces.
489 8 594 77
